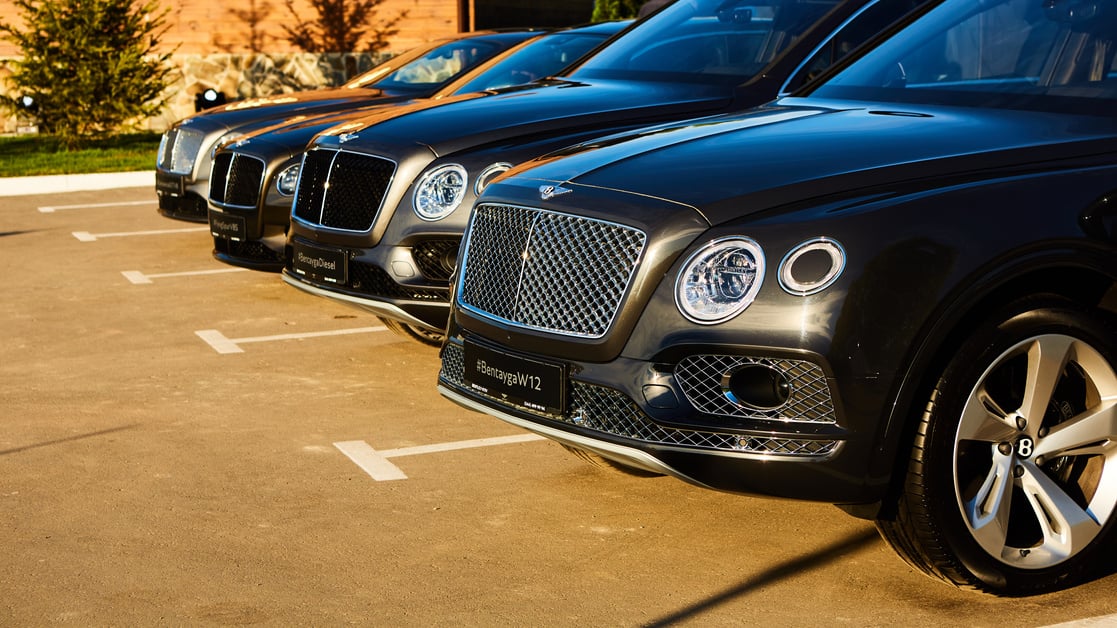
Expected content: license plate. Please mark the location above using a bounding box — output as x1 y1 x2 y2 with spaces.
463 340 565 415
208 211 246 241
155 173 183 195
291 240 347 284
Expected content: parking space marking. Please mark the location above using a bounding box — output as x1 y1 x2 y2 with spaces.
334 434 546 481
334 441 409 481
195 325 388 354
39 199 157 213
73 226 208 242
123 267 250 284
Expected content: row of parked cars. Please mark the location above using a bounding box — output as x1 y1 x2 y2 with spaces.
156 0 1117 596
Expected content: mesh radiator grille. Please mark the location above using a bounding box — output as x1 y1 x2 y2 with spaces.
292 148 395 232
457 203 646 338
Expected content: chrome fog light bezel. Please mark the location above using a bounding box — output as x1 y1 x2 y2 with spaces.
777 237 845 296
413 163 468 221
275 163 301 196
675 236 765 324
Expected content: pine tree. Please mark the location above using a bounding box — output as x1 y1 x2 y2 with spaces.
0 0 176 148
592 0 645 21
281 0 406 54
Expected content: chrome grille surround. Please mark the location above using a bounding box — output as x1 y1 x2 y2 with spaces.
158 127 204 174
209 152 266 208
675 355 837 424
440 342 838 458
457 203 647 338
291 147 397 232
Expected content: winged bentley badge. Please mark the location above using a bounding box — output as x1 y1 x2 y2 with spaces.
539 184 572 200
338 133 359 144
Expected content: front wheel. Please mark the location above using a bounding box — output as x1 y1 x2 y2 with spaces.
378 317 444 347
878 297 1117 595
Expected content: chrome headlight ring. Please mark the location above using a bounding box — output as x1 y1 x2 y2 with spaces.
413 163 468 221
474 162 513 196
675 236 765 325
777 237 845 296
275 163 301 196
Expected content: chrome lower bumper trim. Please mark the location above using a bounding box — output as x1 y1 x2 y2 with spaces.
281 270 442 332
438 383 716 488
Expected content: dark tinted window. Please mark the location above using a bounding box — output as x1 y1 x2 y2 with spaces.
812 0 1117 112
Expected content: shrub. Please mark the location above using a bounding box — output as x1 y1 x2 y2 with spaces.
0 0 176 149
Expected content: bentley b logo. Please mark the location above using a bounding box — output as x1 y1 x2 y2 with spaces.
338 133 359 143
539 184 572 200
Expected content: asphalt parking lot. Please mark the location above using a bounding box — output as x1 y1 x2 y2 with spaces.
2 183 1116 626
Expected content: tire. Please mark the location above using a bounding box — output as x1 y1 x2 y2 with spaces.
378 317 444 347
560 444 664 477
877 296 1117 595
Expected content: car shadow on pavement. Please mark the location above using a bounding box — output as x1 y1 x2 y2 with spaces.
642 527 880 626
0 424 139 456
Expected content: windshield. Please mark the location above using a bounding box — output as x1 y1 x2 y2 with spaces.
568 0 842 84
811 0 1117 112
450 28 621 94
344 38 510 92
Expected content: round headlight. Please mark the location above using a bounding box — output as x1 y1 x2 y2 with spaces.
675 237 765 324
276 163 300 196
778 238 844 296
474 162 512 196
413 164 467 221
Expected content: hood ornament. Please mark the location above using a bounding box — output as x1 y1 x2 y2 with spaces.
338 132 359 144
539 184 572 200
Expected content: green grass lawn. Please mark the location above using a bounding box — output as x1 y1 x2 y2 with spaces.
0 132 162 177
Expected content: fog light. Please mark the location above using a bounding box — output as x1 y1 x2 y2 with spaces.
721 364 790 410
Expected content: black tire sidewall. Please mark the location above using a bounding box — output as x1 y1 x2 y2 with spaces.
919 296 1117 594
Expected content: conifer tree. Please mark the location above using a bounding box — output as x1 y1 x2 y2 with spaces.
0 0 176 148
592 0 645 21
281 0 405 54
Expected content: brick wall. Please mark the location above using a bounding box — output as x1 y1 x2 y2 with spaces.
0 0 460 57
0 0 461 132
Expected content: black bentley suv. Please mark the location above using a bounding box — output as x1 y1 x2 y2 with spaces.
205 21 629 271
439 0 1117 596
281 0 928 345
154 29 539 222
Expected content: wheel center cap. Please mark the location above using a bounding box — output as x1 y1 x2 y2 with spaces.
1015 436 1035 459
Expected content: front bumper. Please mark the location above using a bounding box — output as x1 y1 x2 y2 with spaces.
438 335 883 504
156 171 208 222
281 235 459 331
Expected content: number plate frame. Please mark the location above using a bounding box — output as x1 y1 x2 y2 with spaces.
463 340 566 415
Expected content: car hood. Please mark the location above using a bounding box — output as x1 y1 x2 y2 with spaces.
310 78 734 157
226 101 411 159
509 98 1117 226
181 86 415 133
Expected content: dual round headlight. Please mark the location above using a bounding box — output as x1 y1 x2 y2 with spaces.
276 163 300 196
676 237 765 324
413 164 467 221
675 236 845 324
413 162 513 221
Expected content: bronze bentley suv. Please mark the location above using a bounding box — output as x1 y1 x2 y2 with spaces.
439 0 1117 595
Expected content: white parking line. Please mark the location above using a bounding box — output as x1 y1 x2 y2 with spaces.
334 434 546 481
39 199 157 213
73 226 208 242
123 267 250 284
195 325 388 354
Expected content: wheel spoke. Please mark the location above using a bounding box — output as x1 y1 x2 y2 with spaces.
958 386 1019 443
965 449 1015 554
1019 336 1074 432
1017 462 1102 561
1036 400 1117 459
